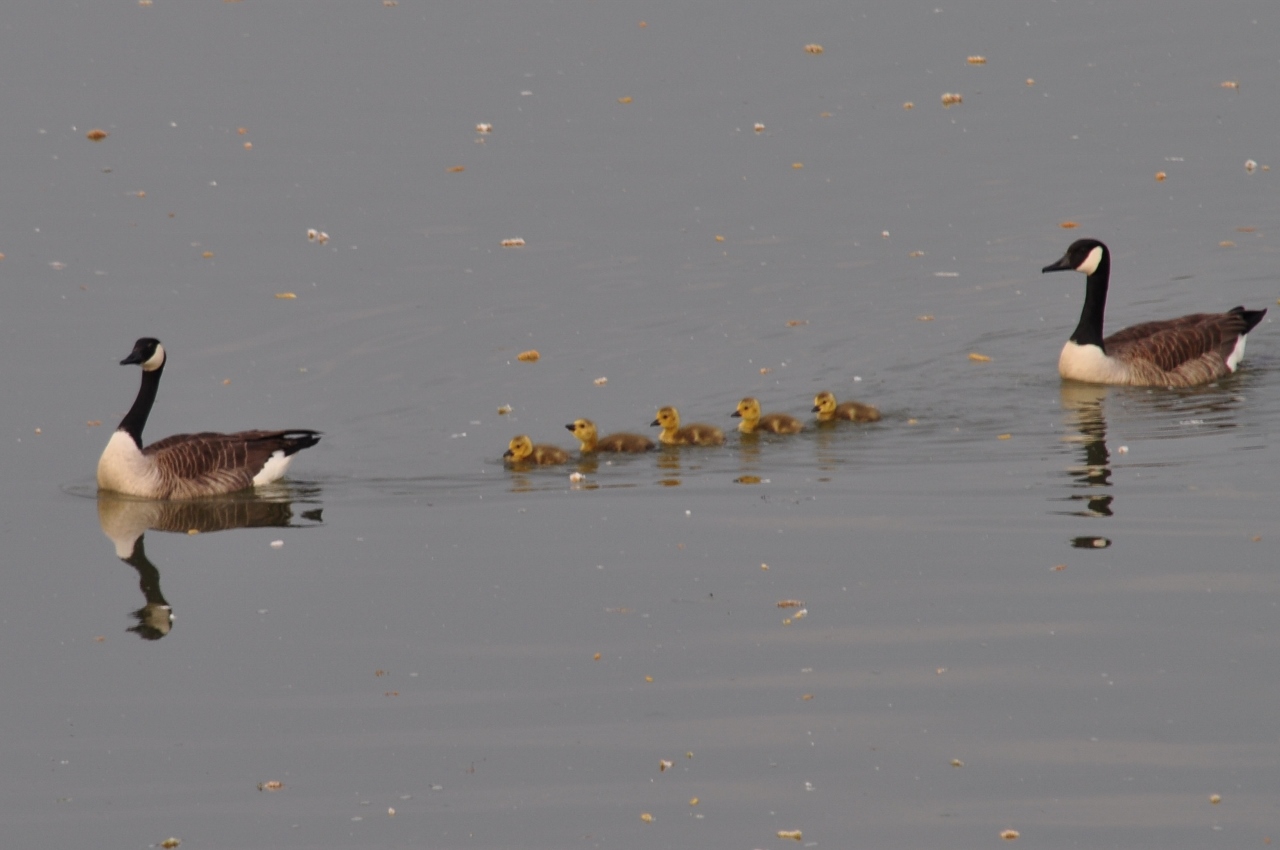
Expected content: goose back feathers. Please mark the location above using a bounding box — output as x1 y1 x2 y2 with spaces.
97 338 320 499
1043 239 1266 387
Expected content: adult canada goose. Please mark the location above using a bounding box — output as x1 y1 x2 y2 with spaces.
565 418 655 453
732 397 804 434
812 391 881 423
651 406 725 446
503 434 571 465
1042 239 1267 387
97 338 321 499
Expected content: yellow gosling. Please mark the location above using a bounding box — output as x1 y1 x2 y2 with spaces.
566 419 654 453
651 406 725 446
732 397 804 434
813 391 881 423
503 434 570 465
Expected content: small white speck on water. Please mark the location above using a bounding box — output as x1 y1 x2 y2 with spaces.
270 540 283 549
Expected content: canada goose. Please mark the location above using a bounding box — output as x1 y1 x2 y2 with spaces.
732 397 804 434
565 419 655 453
813 391 881 423
1042 239 1267 387
651 406 725 446
97 338 321 499
504 434 571 465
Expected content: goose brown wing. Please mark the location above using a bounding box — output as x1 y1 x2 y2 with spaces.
1104 312 1248 373
143 430 320 495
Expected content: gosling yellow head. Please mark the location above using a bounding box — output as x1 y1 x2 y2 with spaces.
812 391 881 423
566 418 655 453
732 397 804 434
650 406 725 446
503 434 570 465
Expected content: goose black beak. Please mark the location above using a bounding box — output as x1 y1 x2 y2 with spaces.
650 418 660 427
730 410 742 418
564 423 575 432
1042 253 1074 273
811 404 821 412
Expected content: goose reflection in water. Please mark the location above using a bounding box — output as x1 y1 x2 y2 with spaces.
97 489 322 640
1058 383 1115 519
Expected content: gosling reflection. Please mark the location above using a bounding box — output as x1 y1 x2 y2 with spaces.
1058 383 1114 518
98 490 322 640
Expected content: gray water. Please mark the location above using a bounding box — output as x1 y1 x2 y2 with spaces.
3 2 1280 848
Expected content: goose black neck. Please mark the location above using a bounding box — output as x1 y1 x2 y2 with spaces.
118 361 163 447
1070 253 1110 349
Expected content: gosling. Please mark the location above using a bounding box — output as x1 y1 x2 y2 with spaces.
566 418 655 453
732 397 804 435
503 434 570 465
651 406 725 446
813 391 881 423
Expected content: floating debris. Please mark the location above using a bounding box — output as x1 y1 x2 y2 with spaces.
786 319 808 327
517 349 540 362
275 292 296 299
689 797 699 806
593 376 607 385
500 237 526 247
968 352 992 362
1155 171 1167 181
258 780 284 791
777 600 805 609
1060 221 1080 229
778 829 803 841
448 165 465 173
997 433 1012 440
1245 159 1258 173
659 759 673 772
1211 793 1222 804
86 129 109 141
640 812 654 823
1221 81 1239 90
1026 78 1035 86
951 759 964 767
792 162 803 169
202 251 214 258
1051 564 1067 571
1220 241 1235 248
475 123 493 134
917 315 934 321
803 44 823 55
941 92 963 107
967 56 987 65
617 96 633 104
754 122 766 133
1001 829 1020 840
903 101 914 110
569 472 585 482
497 404 512 415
